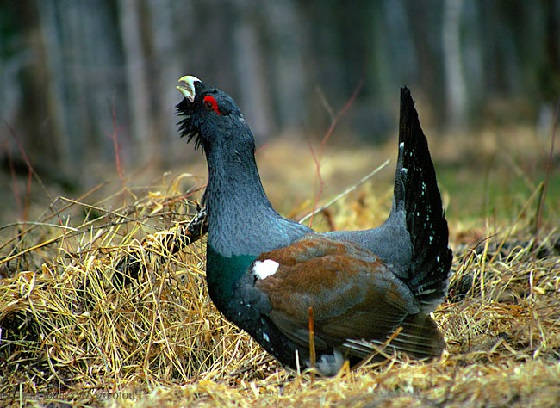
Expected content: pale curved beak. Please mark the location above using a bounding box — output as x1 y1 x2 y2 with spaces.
176 75 201 102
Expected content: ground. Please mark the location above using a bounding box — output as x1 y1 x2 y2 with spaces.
0 125 559 407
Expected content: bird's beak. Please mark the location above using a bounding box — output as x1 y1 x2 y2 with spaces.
177 76 201 102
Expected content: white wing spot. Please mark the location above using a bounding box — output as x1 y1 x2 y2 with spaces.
263 332 270 342
252 259 279 280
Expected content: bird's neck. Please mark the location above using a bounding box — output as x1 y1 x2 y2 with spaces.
204 145 280 252
202 143 275 307
202 138 309 307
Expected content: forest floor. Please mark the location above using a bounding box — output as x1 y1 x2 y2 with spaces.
0 125 559 407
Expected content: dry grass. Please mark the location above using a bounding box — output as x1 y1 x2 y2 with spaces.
1 139 559 407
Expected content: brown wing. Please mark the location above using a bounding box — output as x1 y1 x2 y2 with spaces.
254 235 442 358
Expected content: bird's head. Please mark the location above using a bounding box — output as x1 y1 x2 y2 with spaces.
176 76 251 152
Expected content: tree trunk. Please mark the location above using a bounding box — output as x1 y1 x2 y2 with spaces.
443 0 467 129
232 0 273 141
262 0 307 133
146 0 188 164
118 0 152 159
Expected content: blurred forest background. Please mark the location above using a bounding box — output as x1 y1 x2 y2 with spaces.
0 0 559 223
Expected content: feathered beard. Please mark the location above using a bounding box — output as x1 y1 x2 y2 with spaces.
176 100 203 150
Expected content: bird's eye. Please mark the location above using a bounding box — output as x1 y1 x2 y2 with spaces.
203 95 221 115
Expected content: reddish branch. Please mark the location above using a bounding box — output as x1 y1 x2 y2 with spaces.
308 79 364 227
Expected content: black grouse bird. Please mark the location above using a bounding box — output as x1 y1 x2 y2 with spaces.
176 76 452 375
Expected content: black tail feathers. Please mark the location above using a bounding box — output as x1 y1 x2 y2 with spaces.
394 87 452 311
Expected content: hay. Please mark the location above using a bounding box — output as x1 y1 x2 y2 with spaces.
1 171 559 407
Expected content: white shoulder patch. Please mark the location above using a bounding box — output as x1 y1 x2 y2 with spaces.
252 259 279 280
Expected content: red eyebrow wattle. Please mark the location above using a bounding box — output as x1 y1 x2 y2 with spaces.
203 95 221 115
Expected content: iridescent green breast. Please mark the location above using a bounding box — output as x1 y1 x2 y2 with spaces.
206 245 256 310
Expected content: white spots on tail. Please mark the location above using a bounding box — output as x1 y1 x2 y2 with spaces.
263 332 270 343
401 168 408 175
399 142 405 150
252 259 279 280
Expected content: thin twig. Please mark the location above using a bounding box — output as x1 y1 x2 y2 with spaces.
0 221 79 232
315 86 335 120
5 121 56 219
308 306 316 372
320 79 364 152
354 326 403 370
308 79 365 226
0 183 106 253
306 140 323 227
0 234 65 266
299 159 390 224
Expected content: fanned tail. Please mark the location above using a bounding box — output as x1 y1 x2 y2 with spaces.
393 87 452 311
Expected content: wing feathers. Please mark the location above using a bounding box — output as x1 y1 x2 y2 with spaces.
250 235 445 358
